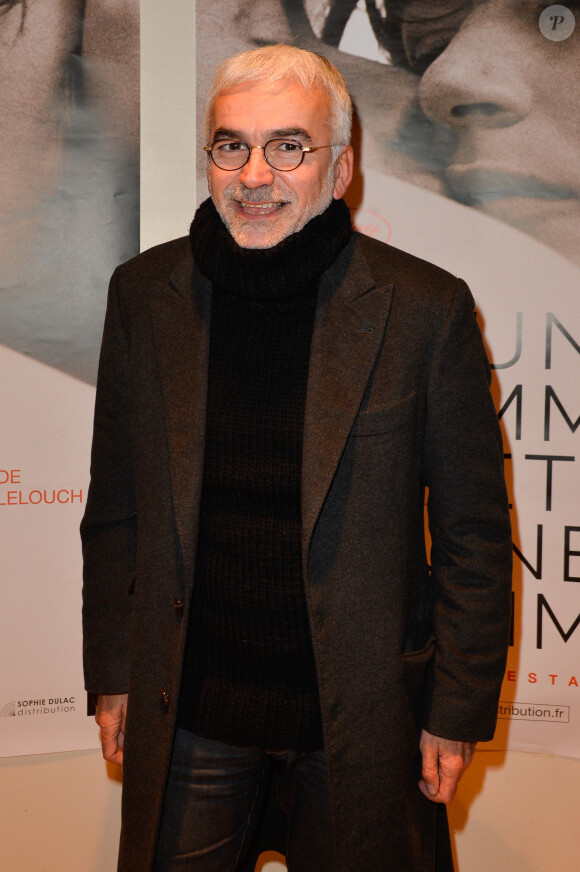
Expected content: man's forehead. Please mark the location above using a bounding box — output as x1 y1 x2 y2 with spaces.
210 79 331 134
216 78 321 101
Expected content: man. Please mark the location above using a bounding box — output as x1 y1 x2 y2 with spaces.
82 44 512 872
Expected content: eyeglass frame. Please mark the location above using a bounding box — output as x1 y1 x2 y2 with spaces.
204 137 343 172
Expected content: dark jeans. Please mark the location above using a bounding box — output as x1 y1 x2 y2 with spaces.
153 728 334 872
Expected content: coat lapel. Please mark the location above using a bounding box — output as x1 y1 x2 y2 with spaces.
151 257 212 580
302 238 394 562
149 236 393 578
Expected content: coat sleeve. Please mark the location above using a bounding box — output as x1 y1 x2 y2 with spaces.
422 278 512 742
81 268 137 695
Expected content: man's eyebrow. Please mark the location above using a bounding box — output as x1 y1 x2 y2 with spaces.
211 127 314 143
268 128 313 143
212 127 243 141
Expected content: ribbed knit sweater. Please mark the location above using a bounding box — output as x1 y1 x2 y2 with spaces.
177 197 352 750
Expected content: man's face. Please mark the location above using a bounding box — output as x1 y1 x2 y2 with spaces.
206 79 353 249
409 0 580 264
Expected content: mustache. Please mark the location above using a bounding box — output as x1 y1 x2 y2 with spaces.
223 185 295 204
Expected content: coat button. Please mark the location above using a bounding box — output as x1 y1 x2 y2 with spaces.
160 689 170 711
173 597 184 615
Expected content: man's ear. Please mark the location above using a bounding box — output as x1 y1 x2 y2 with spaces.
332 146 354 200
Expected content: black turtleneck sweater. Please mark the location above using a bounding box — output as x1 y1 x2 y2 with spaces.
177 197 352 751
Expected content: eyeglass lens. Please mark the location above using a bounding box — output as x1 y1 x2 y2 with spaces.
211 139 305 171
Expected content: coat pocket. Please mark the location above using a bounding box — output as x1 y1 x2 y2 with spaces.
354 392 416 437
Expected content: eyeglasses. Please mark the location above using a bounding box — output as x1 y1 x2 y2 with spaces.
204 138 340 172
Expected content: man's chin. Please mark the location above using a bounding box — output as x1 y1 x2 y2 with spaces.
227 219 294 250
234 236 283 250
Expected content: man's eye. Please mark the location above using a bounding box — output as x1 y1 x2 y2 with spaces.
215 141 246 153
273 140 302 152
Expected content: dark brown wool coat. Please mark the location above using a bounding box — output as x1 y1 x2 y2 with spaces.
82 231 512 872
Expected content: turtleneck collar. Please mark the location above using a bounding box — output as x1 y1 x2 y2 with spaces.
189 197 352 301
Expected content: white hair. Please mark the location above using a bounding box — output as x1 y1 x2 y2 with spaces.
204 43 353 156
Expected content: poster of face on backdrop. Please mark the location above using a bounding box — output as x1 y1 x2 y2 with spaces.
0 0 139 755
196 0 580 758
0 0 139 383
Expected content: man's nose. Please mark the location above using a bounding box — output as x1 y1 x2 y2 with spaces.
238 146 276 188
417 5 532 130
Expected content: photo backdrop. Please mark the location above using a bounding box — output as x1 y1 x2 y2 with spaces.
1 0 579 766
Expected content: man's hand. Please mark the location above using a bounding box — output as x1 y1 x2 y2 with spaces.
95 693 128 766
418 729 475 804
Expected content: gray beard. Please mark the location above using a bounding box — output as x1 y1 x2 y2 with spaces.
215 163 336 249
